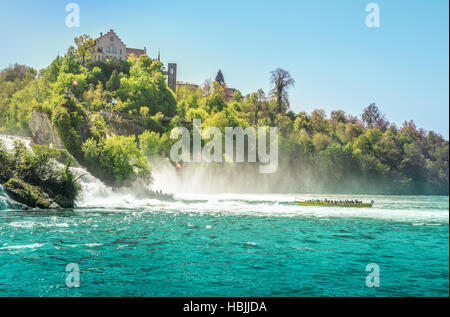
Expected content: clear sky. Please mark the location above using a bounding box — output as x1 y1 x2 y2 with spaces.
1 0 448 137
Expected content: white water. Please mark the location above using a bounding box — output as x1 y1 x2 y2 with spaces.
72 166 161 208
0 134 32 150
76 164 450 224
1 135 449 224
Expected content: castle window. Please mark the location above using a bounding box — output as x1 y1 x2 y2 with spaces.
106 46 110 53
113 46 117 54
110 37 114 42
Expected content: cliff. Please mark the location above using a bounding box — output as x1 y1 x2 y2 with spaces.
29 109 65 149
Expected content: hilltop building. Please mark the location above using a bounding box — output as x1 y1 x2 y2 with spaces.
221 83 237 102
92 29 145 62
92 29 177 93
165 63 177 94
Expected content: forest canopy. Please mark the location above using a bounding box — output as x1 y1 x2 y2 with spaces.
0 35 448 194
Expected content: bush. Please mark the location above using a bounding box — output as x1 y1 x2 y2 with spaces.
82 135 151 185
139 130 163 156
2 141 80 208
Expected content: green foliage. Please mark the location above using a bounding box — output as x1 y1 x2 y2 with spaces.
1 141 80 208
83 82 107 110
0 140 13 182
86 66 106 87
106 69 121 91
89 114 107 142
86 58 130 86
139 130 164 156
60 46 82 74
0 64 38 128
42 56 63 83
204 82 227 113
0 64 36 83
140 106 150 117
116 56 176 116
54 72 87 98
52 96 87 156
294 112 312 134
276 114 294 137
74 34 95 66
0 42 448 194
82 135 151 185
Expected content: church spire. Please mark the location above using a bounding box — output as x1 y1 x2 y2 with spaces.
158 48 160 61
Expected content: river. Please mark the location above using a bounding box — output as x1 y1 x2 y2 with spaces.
0 135 448 296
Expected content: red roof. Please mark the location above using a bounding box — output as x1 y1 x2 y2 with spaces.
126 48 146 57
221 83 236 101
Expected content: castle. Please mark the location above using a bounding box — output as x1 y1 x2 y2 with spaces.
92 29 177 93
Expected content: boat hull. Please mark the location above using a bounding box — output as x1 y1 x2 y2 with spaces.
295 201 373 208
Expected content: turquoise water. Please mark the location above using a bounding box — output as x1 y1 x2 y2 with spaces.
0 189 448 297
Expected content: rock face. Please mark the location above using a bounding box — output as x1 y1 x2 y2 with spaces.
29 109 65 149
4 178 60 209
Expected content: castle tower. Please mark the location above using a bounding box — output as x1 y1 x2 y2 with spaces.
167 63 177 93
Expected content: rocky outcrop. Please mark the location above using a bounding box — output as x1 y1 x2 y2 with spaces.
0 184 29 210
3 178 60 209
29 109 65 149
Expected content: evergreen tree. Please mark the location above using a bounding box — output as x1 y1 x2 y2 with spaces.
215 69 225 85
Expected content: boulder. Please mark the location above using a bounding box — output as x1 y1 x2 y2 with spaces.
3 178 60 209
29 109 65 149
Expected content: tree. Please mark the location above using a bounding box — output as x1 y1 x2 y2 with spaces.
204 82 227 113
245 89 265 125
61 46 81 74
139 130 163 156
331 110 347 124
83 135 151 184
74 34 95 66
0 63 37 82
311 109 328 133
202 78 213 96
215 69 225 84
270 68 295 114
255 89 265 124
106 69 121 91
294 112 312 134
52 96 87 156
362 103 385 128
117 55 177 116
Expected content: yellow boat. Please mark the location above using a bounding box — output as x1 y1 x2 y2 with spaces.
295 200 374 208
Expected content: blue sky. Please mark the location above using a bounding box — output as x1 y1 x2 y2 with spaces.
1 0 448 137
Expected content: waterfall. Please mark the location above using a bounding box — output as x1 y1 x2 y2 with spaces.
0 185 26 210
73 166 164 208
1 134 171 209
0 135 31 210
0 134 32 151
71 167 119 207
